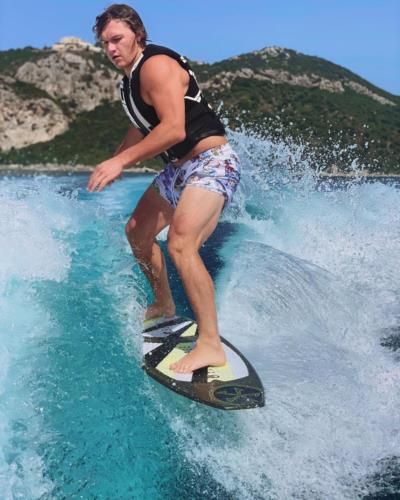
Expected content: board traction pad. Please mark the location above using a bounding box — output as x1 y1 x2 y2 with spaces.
142 316 265 410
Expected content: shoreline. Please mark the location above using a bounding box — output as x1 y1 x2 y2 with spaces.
317 171 400 178
0 163 159 175
0 164 399 178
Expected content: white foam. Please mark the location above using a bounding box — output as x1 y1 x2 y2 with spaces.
175 131 400 498
175 243 399 499
0 176 81 496
0 199 70 282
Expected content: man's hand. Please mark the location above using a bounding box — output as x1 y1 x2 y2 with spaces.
87 157 124 192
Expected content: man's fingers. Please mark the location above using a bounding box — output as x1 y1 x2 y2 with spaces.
87 167 104 191
95 174 111 192
88 165 120 192
87 173 98 192
88 171 106 192
89 178 100 192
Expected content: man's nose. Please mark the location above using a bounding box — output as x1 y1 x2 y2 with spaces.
108 43 117 54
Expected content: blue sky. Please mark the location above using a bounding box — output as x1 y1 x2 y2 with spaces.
0 0 399 94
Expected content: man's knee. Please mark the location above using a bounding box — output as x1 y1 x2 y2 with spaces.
125 217 144 247
167 222 196 262
125 217 152 258
125 217 137 240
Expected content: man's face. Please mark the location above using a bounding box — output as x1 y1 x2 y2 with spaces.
100 19 141 74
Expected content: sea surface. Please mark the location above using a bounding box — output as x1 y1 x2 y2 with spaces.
1 133 399 499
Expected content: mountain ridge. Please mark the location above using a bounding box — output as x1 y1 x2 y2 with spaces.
0 38 398 173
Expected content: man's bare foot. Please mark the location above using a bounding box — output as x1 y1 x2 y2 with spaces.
145 301 176 321
170 337 226 373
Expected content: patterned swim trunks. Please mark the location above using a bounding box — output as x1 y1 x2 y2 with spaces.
152 143 241 208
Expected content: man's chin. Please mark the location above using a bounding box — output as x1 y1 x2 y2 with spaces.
112 58 125 69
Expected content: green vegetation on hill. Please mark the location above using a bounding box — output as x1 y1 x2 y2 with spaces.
191 50 400 173
0 47 52 75
208 78 400 172
10 80 53 101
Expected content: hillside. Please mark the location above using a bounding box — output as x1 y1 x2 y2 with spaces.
0 38 399 173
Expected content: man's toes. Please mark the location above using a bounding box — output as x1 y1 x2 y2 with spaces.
181 363 192 373
170 360 182 372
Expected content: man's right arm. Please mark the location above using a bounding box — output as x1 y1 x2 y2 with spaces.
114 127 144 156
87 126 144 192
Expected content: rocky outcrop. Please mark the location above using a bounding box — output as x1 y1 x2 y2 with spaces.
16 51 120 114
345 81 396 106
201 66 396 105
201 68 346 93
253 46 292 60
0 39 121 151
0 78 69 150
52 36 101 53
203 46 396 106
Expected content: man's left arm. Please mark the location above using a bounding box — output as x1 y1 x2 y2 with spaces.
88 56 187 192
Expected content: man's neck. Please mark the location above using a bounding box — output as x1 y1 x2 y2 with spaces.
124 46 145 76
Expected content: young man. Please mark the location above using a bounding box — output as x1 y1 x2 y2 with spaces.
88 4 241 374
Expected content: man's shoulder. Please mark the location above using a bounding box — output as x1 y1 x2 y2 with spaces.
140 54 183 84
144 44 181 60
141 45 184 74
145 43 166 52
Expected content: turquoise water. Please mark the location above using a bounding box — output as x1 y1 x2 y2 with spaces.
1 134 400 498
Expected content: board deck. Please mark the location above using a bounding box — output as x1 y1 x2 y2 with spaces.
142 316 265 410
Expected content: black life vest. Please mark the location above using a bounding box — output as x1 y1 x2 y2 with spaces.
119 44 225 163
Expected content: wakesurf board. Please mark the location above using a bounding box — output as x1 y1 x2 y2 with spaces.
142 316 265 410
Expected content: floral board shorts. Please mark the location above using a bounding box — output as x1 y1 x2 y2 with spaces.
152 143 241 209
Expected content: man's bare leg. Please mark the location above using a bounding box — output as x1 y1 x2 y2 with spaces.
125 186 175 319
167 186 226 373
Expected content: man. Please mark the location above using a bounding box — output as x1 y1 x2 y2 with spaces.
88 4 241 374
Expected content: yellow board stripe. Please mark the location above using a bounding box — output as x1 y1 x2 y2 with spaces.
180 324 197 338
143 316 165 328
207 363 235 383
